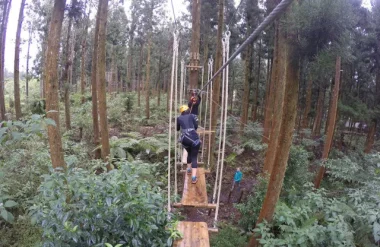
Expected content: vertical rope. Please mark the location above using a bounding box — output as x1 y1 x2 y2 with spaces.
214 31 231 227
168 32 179 213
199 66 205 125
207 58 213 169
212 38 226 204
201 61 211 164
174 38 179 203
179 60 185 164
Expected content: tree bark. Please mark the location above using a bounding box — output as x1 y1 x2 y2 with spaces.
240 45 253 132
301 78 313 129
314 56 341 189
145 34 151 119
138 44 144 107
13 0 26 120
312 86 325 137
262 19 287 175
62 10 74 131
26 24 32 100
249 23 300 247
262 19 281 144
189 0 201 89
252 40 262 122
91 0 101 159
210 0 224 167
97 0 111 170
0 0 11 121
44 0 67 169
80 27 87 104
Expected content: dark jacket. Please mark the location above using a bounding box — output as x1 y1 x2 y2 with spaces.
188 95 201 115
177 113 198 132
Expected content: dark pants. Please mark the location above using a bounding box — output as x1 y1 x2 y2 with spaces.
181 132 201 169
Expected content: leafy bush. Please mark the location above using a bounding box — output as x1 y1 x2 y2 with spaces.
30 161 174 247
210 225 248 247
235 175 268 231
254 184 377 247
283 146 313 191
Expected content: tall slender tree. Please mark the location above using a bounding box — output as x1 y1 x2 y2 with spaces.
97 0 111 170
314 56 342 189
14 0 26 120
44 0 67 169
91 0 102 159
0 0 11 121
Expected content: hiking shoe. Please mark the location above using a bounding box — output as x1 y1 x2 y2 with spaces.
187 168 192 174
191 176 198 184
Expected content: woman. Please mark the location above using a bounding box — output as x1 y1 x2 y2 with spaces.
177 105 201 184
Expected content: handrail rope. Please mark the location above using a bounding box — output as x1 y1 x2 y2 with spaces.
212 38 227 204
198 0 294 94
199 66 205 124
174 38 179 203
215 31 231 227
207 58 214 170
168 32 179 215
201 59 212 165
179 60 185 165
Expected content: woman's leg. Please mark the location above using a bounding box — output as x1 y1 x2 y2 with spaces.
191 143 201 179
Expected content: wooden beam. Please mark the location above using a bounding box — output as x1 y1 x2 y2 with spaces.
180 169 211 174
174 221 210 247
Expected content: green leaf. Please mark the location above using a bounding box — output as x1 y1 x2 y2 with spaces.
45 118 57 127
0 209 15 223
105 244 113 247
115 245 123 247
4 200 18 208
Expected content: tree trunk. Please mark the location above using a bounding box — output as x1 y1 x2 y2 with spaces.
138 45 143 107
189 0 201 89
97 0 111 170
262 57 272 126
262 19 287 175
44 0 67 169
26 25 32 100
80 26 87 104
240 45 252 132
62 13 73 130
364 120 376 153
13 0 26 120
91 0 101 159
252 40 262 122
210 0 224 167
314 56 341 189
145 30 152 119
249 22 300 247
0 0 11 121
262 21 281 144
312 86 325 137
301 78 313 129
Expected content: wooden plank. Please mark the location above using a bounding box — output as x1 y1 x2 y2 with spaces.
173 221 210 247
197 129 215 135
172 203 217 209
181 168 209 207
176 161 205 166
180 169 210 174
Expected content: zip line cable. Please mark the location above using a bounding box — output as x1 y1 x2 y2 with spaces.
198 0 294 94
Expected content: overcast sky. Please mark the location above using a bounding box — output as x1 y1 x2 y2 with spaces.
4 0 372 72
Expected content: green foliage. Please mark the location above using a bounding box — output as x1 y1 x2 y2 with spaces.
254 184 377 247
0 216 42 247
0 115 54 145
210 225 248 247
30 99 46 115
235 175 268 231
283 146 313 191
30 161 174 247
